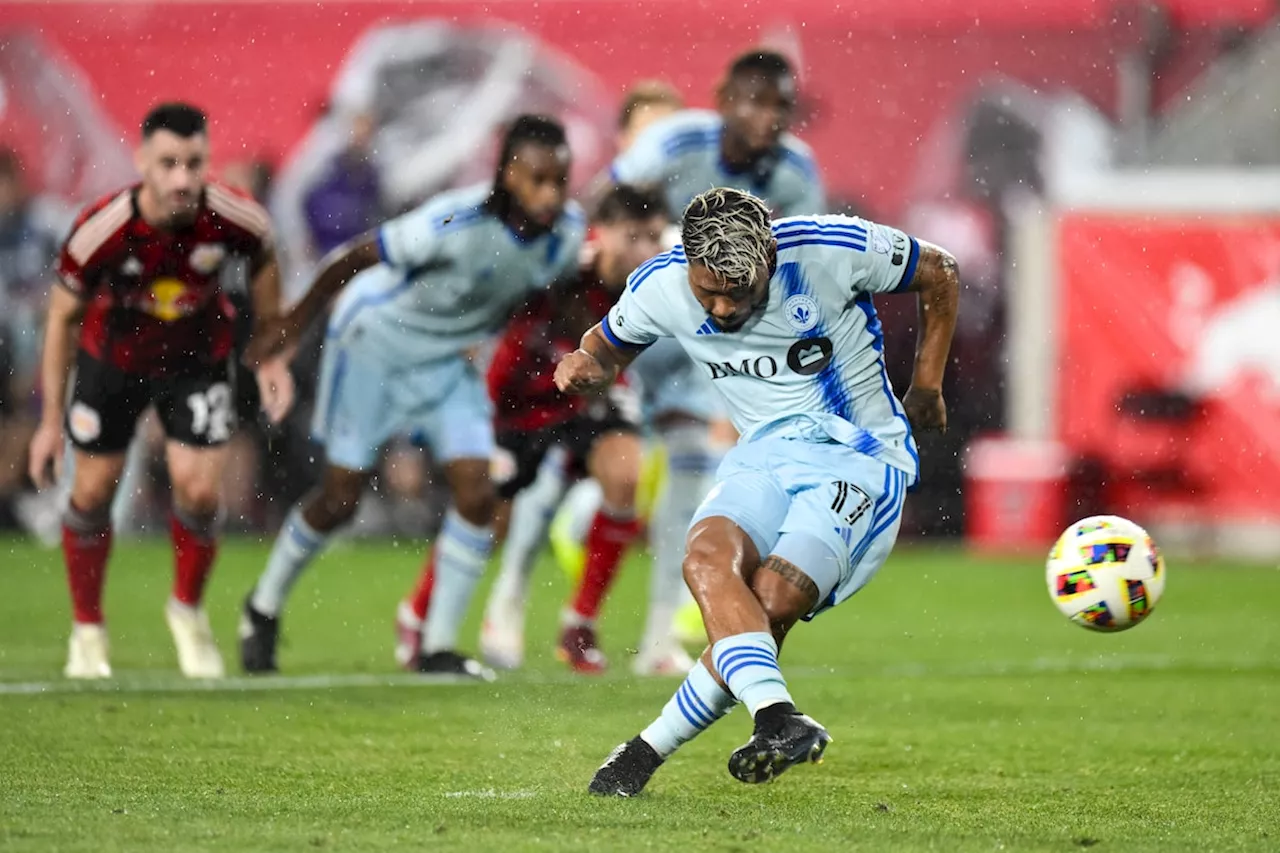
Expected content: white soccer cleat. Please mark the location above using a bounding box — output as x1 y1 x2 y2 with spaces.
479 593 526 671
165 599 226 679
65 622 112 679
631 640 696 677
394 600 423 669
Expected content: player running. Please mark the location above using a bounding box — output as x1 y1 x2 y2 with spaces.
475 184 668 674
239 115 585 679
556 188 959 794
28 102 293 680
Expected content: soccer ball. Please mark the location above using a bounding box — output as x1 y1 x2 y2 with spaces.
1045 515 1166 632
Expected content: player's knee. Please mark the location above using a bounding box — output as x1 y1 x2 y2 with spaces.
172 480 222 519
69 484 116 517
70 463 124 516
597 462 640 511
590 435 641 509
681 523 733 591
309 483 363 529
451 480 496 527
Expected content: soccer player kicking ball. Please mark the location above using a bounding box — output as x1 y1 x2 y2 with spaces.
29 103 293 679
555 188 959 793
239 116 584 678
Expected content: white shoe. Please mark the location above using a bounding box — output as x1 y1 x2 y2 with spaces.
14 490 64 549
65 623 112 679
479 593 526 671
632 640 696 677
394 600 423 670
165 599 225 679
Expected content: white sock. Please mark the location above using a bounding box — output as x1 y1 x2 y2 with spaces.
640 661 737 758
252 507 328 617
641 425 722 651
556 478 603 546
711 632 793 716
422 508 494 654
489 452 568 613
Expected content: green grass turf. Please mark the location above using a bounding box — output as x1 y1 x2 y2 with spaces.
0 536 1277 852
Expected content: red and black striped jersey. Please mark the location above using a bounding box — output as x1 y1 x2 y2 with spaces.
55 183 272 376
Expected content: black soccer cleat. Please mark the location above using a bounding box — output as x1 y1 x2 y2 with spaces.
414 650 496 682
238 597 280 674
588 736 664 797
727 704 831 784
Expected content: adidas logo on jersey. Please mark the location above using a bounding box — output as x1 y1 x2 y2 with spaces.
695 320 720 335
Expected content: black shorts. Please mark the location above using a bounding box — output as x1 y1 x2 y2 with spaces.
495 410 638 500
67 351 238 454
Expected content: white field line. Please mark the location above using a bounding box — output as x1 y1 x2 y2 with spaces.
0 654 1273 697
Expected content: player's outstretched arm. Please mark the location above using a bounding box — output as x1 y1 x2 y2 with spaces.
28 285 85 488
900 241 960 433
246 235 381 363
555 323 643 395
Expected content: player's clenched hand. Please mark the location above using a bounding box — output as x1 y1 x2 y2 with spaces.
254 357 295 425
902 385 947 433
555 349 610 395
28 421 65 490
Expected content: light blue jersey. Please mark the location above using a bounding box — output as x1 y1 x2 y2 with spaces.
328 183 586 365
313 184 585 470
604 214 921 482
609 110 825 219
603 214 926 615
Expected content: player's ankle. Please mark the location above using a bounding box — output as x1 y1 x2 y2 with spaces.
753 700 798 731
561 607 595 628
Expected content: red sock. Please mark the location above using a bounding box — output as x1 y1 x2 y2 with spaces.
408 550 436 621
570 510 643 622
171 514 218 607
63 519 112 624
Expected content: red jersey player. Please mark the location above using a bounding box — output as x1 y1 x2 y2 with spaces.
402 184 670 674
27 103 293 680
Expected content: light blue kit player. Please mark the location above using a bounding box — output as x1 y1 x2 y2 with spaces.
556 188 960 795
239 115 585 679
607 49 830 659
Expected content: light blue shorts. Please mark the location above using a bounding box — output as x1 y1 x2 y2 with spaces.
628 338 725 424
691 431 910 617
311 343 494 472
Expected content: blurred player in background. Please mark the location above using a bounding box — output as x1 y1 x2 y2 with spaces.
240 115 585 679
614 81 685 154
28 103 294 680
557 188 958 795
475 183 667 674
608 49 824 219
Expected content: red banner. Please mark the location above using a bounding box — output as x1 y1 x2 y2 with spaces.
1 1 1268 219
1057 213 1280 523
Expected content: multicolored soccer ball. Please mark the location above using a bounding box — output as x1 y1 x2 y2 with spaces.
1045 515 1166 632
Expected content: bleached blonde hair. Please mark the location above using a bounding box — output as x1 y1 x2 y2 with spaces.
680 188 774 286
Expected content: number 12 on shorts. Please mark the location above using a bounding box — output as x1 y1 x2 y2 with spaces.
186 383 234 443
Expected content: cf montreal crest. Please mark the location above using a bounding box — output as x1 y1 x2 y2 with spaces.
783 294 819 333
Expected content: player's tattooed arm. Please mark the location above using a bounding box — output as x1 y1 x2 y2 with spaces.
554 323 642 395
900 241 960 433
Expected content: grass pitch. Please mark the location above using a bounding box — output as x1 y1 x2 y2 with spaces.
0 536 1276 851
